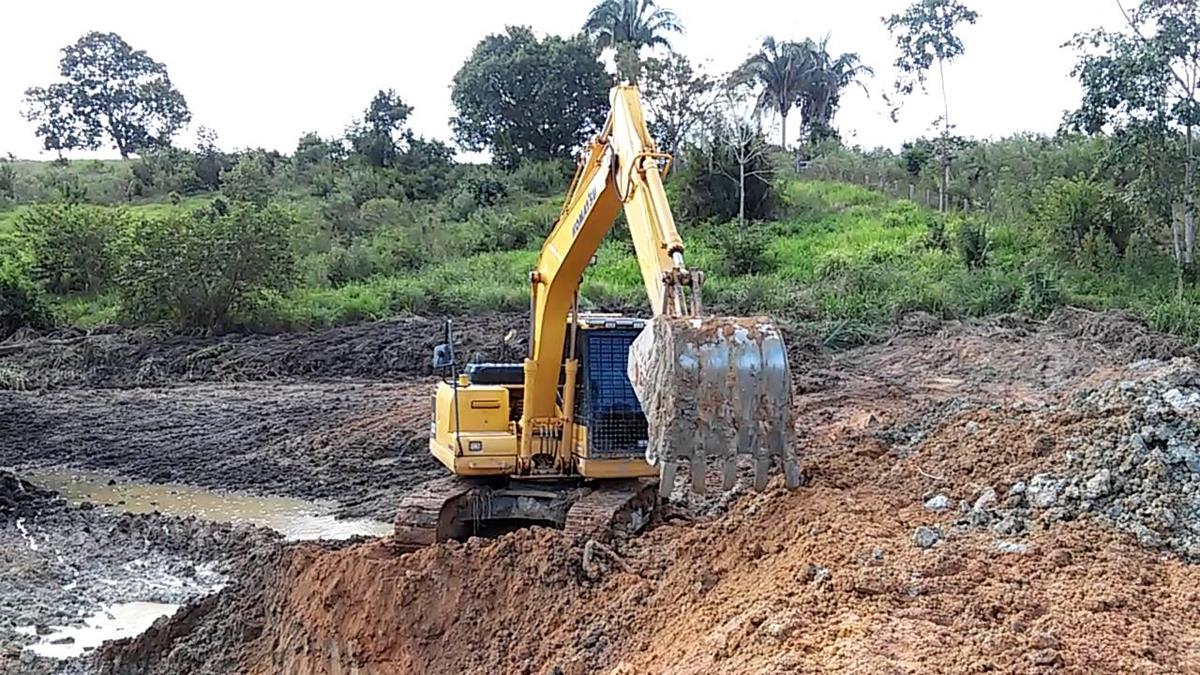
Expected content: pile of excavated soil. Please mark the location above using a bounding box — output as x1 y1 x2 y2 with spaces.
0 381 437 520
91 310 1200 674
0 313 528 390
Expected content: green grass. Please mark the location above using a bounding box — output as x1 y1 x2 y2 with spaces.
11 174 1200 345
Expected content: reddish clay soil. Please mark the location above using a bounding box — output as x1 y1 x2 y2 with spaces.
97 309 1200 675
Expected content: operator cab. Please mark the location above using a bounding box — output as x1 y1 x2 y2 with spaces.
431 314 651 471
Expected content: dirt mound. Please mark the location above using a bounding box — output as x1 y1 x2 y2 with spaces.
0 313 527 390
100 488 1200 675
908 359 1200 560
0 472 57 521
1046 307 1193 361
91 317 1200 674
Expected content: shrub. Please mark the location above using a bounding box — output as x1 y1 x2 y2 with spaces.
222 153 274 207
925 213 949 251
0 161 15 202
17 203 125 294
676 136 777 223
462 208 542 253
1019 260 1064 317
320 192 364 238
703 222 774 275
1034 177 1134 259
509 159 572 196
359 198 404 230
118 203 297 329
954 216 989 269
448 171 508 221
326 242 377 286
881 200 926 229
0 271 51 338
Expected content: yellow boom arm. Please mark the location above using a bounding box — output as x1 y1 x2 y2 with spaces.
517 85 700 471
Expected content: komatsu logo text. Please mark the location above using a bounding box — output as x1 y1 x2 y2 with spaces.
571 185 599 238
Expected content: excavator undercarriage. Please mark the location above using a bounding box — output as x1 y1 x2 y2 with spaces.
394 477 657 550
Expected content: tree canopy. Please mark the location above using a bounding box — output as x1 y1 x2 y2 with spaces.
738 37 872 148
583 0 683 81
451 26 612 168
1066 0 1200 277
347 90 414 168
23 31 191 158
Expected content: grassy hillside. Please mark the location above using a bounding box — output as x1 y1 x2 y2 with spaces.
3 152 1198 346
304 179 1196 346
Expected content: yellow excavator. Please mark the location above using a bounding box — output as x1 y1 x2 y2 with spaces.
394 85 799 547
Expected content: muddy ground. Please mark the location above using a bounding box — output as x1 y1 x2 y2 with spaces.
3 307 1200 674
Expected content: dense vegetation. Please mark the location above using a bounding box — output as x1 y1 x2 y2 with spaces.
4 0 1200 346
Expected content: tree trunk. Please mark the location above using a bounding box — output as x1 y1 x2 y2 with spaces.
938 57 951 213
780 111 788 150
1186 122 1196 283
739 161 746 223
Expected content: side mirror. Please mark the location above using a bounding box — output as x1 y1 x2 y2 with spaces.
432 343 454 370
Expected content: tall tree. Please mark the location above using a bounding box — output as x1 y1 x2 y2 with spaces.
640 53 715 156
738 37 809 148
23 32 191 158
884 0 980 211
452 26 612 169
795 37 873 144
712 78 774 224
583 0 683 81
1067 0 1200 281
347 90 414 168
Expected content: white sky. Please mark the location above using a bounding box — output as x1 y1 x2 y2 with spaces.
0 0 1126 160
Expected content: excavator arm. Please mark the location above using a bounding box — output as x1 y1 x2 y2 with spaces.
518 85 798 492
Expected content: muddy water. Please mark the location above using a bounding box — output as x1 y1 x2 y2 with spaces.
18 602 181 659
21 469 393 540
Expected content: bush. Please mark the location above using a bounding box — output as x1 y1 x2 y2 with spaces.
17 203 125 294
509 159 572 196
703 222 774 275
359 198 404 230
677 135 777 223
326 242 376 286
1034 176 1134 259
448 171 509 221
0 161 15 202
118 204 297 329
1019 260 1064 317
222 153 274 207
462 208 542 253
320 192 364 238
954 216 989 269
881 200 926 229
0 271 51 338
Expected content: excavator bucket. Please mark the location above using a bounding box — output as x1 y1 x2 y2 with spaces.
628 316 801 496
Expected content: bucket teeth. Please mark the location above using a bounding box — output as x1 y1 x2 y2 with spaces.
628 316 798 495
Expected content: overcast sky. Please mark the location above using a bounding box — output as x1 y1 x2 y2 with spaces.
0 0 1126 160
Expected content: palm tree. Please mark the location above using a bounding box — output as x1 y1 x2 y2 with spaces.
738 37 810 149
583 0 684 81
796 37 873 144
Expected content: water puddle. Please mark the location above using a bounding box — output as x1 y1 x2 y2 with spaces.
20 469 392 541
17 601 180 659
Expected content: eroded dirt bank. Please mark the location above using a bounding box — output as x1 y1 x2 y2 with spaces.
73 308 1200 675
